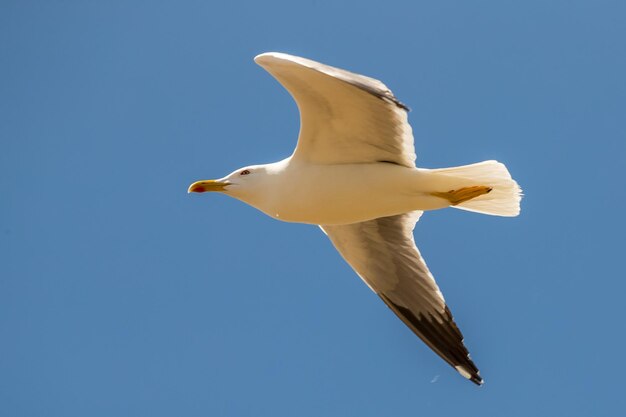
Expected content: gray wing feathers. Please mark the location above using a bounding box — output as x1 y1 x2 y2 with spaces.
321 213 483 385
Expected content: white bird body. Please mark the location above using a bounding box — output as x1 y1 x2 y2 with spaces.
227 158 451 225
189 52 522 385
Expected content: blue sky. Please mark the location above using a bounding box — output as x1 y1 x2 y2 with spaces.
2 1 625 416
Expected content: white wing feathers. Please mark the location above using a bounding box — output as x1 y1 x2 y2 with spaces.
322 213 483 385
254 52 416 167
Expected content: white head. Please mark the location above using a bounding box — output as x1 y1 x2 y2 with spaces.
188 164 273 206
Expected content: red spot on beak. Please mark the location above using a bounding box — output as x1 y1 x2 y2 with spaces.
189 183 206 193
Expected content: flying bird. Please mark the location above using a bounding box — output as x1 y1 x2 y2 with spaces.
189 52 522 385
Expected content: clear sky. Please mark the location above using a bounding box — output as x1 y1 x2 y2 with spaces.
2 1 625 416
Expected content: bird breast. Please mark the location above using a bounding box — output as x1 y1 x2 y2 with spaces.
256 162 429 225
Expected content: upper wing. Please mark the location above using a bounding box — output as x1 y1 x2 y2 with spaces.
321 212 483 385
254 52 416 167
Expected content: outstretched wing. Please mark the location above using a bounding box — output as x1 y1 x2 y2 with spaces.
321 212 483 385
255 52 416 167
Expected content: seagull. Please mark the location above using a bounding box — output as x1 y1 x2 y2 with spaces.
189 52 521 385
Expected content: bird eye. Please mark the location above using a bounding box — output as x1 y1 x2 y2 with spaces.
240 169 250 176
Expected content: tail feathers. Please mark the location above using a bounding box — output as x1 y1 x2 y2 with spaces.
432 160 522 217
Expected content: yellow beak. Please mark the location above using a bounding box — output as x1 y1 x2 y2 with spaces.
187 180 230 193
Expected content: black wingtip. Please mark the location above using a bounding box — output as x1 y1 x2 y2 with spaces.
471 374 484 386
379 294 485 387
455 364 484 386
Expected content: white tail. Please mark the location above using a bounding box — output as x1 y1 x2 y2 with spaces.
431 160 522 217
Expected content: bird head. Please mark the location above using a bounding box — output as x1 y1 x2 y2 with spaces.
188 164 270 204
